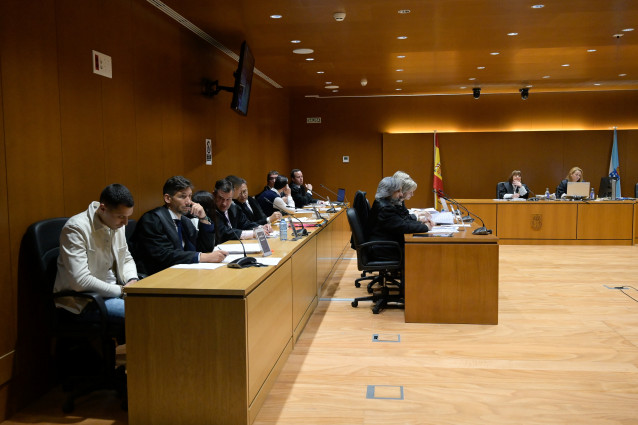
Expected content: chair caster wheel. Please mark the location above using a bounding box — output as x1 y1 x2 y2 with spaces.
355 282 361 288
367 287 373 294
351 300 358 308
372 307 380 314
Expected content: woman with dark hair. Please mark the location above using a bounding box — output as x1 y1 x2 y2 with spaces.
498 170 530 199
367 177 434 260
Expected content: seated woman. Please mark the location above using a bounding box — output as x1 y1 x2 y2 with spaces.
556 166 583 198
498 170 530 199
367 177 434 261
393 170 432 223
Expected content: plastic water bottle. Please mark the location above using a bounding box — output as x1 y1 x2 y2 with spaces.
545 188 550 200
590 187 595 200
279 218 287 241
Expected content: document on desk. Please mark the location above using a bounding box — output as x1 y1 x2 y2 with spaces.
215 243 261 254
171 263 226 270
222 255 282 266
429 225 460 233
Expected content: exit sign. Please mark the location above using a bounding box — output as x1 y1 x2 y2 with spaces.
306 117 322 124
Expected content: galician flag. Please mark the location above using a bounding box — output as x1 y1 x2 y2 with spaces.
433 131 444 211
609 128 621 196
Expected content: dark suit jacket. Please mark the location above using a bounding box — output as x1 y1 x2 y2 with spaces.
257 189 280 217
497 181 530 199
290 183 314 207
367 198 430 260
556 179 568 198
235 197 268 225
130 206 216 276
214 203 259 244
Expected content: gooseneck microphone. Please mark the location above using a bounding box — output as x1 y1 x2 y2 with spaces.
320 184 349 204
262 197 308 236
433 189 473 223
232 228 247 257
435 190 492 235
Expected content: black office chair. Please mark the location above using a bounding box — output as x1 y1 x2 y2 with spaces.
496 182 508 199
21 218 126 413
125 218 136 245
347 208 404 314
350 191 376 289
634 182 638 198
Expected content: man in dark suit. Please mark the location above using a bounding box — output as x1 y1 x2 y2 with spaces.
131 176 228 275
226 175 281 226
213 178 263 244
290 168 315 207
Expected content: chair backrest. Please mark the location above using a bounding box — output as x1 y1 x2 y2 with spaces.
125 219 136 246
496 182 507 199
635 182 638 198
352 190 370 226
23 218 68 292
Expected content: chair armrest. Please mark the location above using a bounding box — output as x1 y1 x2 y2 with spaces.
357 240 403 264
54 290 109 332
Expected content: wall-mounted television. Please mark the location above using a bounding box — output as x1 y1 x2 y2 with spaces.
230 41 254 116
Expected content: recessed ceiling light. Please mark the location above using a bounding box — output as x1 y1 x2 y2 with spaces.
293 48 314 54
468 77 476 81
398 9 411 14
587 49 597 52
291 40 301 44
613 33 624 38
270 14 282 19
531 4 544 9
507 32 518 36
490 52 500 55
622 28 634 32
477 66 485 70
317 71 324 74
397 55 406 58
619 73 627 77
325 81 332 84
395 88 402 91
543 75 551 78
305 58 314 61
561 64 570 67
594 83 601 86
460 86 467 89
332 89 338 93
396 69 404 72
526 85 533 88
396 80 403 83
325 85 338 89
397 36 408 40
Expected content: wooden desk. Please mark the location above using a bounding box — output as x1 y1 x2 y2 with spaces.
404 228 499 325
459 199 636 245
124 210 349 425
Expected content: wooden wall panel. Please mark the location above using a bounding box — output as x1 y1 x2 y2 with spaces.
293 92 638 209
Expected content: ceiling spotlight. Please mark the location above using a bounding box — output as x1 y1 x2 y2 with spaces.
361 78 368 87
472 87 481 99
520 88 529 100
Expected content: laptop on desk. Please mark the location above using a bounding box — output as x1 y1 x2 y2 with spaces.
335 188 346 205
566 181 590 199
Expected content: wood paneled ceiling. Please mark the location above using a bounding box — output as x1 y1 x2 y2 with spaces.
157 0 638 98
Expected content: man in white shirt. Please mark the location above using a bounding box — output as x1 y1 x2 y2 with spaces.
54 184 138 335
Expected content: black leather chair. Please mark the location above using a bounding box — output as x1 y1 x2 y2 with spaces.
634 182 638 198
125 218 136 245
347 208 404 314
351 191 376 289
496 182 507 199
22 218 126 413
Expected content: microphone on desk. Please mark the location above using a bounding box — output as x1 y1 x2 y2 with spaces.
262 197 308 236
433 189 473 223
232 228 247 257
435 190 491 235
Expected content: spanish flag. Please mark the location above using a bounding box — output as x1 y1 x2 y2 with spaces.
433 131 444 210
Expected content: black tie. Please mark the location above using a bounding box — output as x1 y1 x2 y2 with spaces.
174 219 185 249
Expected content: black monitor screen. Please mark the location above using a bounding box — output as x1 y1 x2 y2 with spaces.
231 41 254 116
598 177 613 198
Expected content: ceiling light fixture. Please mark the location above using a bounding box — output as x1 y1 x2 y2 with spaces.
305 58 314 61
594 83 601 86
325 85 338 89
270 14 282 19
468 77 476 81
520 88 529 100
397 36 408 40
561 64 570 67
396 88 402 91
477 66 485 70
622 28 634 32
396 80 403 83
293 48 314 54
472 87 481 99
619 73 627 77
543 75 551 78
490 52 500 55
397 55 406 58
291 40 301 44
361 78 368 87
398 9 411 14
317 71 324 74
587 49 597 52
507 32 518 36
333 12 346 22
396 69 404 72
531 4 544 9
613 33 624 38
